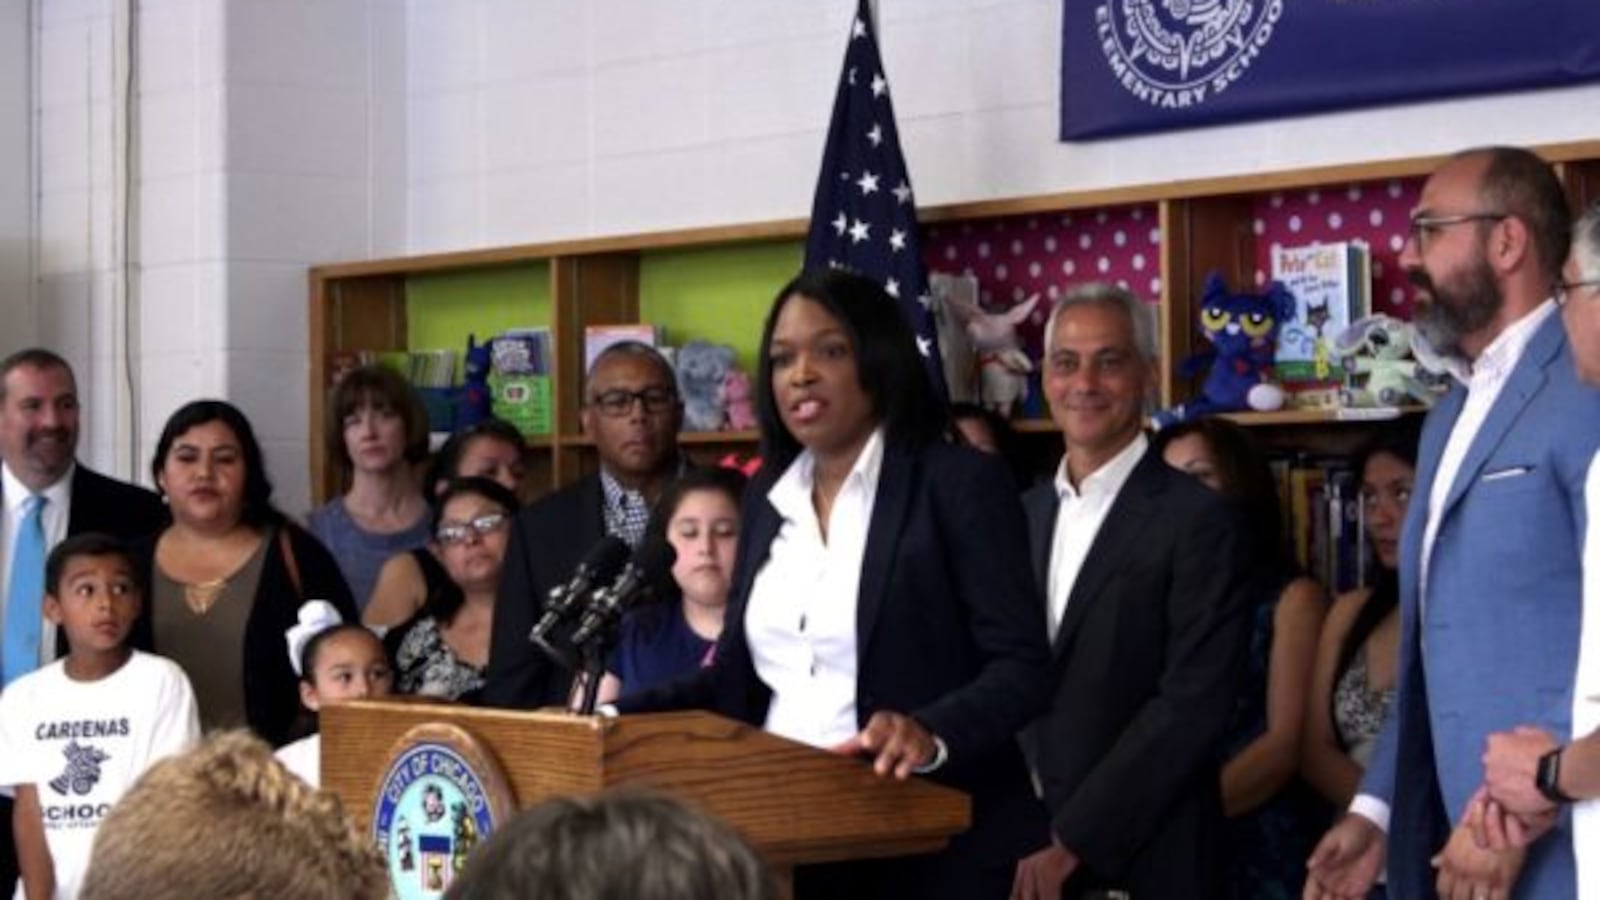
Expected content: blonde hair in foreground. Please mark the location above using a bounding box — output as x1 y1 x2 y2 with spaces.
78 729 386 900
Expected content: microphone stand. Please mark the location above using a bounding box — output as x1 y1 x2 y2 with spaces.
575 640 607 716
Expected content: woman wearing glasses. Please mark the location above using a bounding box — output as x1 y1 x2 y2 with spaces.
384 477 519 703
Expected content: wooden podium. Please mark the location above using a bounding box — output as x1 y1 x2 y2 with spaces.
322 699 971 890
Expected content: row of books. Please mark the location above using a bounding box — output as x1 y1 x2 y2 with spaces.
1274 455 1370 595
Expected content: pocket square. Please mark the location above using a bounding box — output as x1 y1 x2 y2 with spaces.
1481 465 1533 482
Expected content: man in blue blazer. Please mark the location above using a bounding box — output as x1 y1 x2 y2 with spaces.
1306 148 1600 900
1013 284 1252 899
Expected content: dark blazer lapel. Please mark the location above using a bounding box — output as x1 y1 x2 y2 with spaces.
1439 314 1561 518
856 443 915 656
1051 450 1162 657
1024 486 1059 599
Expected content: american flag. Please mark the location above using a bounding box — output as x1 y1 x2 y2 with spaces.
804 0 945 394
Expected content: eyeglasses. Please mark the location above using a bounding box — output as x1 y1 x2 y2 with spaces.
436 513 508 546
587 387 677 418
1406 212 1507 251
1555 279 1600 307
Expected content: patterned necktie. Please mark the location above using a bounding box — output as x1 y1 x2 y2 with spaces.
4 494 47 686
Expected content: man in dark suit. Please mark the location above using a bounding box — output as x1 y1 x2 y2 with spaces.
1013 285 1252 900
484 342 685 709
0 347 167 893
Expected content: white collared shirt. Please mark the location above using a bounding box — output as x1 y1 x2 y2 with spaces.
1046 433 1148 643
745 429 884 749
1352 300 1555 833
1420 301 1557 614
1 462 75 670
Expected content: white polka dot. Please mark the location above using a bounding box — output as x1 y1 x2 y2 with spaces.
1079 233 1093 250
1047 284 1061 299
977 241 991 258
1132 207 1145 220
1328 212 1343 230
995 264 1009 280
1114 230 1127 247
1044 236 1058 253
1308 189 1322 205
1132 253 1146 271
1011 239 1025 257
1288 215 1302 233
1096 211 1109 224
1372 261 1384 279
1116 279 1130 290
1347 185 1363 202
1270 193 1285 208
1148 228 1161 245
1389 234 1405 252
1390 287 1406 305
1013 286 1027 302
1097 257 1111 273
1255 269 1266 286
944 246 958 261
1062 259 1077 276
1369 208 1385 227
1252 218 1266 236
1028 261 1043 278
962 266 975 278
1149 277 1162 295
1388 180 1405 198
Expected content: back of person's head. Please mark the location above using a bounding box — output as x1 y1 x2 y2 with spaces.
446 791 777 900
950 401 1031 489
79 730 386 900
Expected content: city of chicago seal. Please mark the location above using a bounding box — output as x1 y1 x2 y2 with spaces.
1094 0 1284 109
370 723 516 899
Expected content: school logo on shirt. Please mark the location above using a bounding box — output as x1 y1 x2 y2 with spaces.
48 740 109 796
1095 0 1284 109
370 723 515 900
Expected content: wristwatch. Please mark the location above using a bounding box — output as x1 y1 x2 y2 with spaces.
1536 746 1577 805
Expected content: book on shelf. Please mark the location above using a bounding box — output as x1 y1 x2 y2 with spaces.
490 327 554 436
1277 454 1367 595
1270 241 1372 409
584 324 662 374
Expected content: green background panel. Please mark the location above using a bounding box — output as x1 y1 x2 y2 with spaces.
639 240 802 371
406 263 552 382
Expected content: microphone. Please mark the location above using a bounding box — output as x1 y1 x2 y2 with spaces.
569 540 677 648
528 536 631 646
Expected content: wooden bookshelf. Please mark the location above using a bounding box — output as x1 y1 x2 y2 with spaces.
308 141 1600 504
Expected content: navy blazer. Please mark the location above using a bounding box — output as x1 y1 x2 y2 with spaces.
1023 447 1252 899
621 439 1052 882
484 474 607 710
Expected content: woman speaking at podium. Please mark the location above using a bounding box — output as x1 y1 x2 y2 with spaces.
618 270 1051 899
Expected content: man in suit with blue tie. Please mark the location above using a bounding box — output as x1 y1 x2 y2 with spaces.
1304 148 1600 900
0 347 168 894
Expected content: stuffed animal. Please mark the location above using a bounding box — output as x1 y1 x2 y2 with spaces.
721 367 756 431
675 340 735 432
1154 273 1293 429
947 293 1041 418
1330 314 1438 407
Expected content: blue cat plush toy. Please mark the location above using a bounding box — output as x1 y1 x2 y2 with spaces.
1153 273 1293 429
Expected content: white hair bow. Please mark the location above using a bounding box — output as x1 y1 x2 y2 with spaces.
285 599 345 676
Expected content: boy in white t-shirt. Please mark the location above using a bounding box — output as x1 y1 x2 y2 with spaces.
0 533 199 900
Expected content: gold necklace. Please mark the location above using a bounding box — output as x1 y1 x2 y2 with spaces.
184 577 229 615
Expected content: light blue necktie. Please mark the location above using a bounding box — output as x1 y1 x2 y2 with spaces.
4 495 47 686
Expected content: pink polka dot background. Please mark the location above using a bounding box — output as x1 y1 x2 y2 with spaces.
1250 177 1424 319
921 204 1160 358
